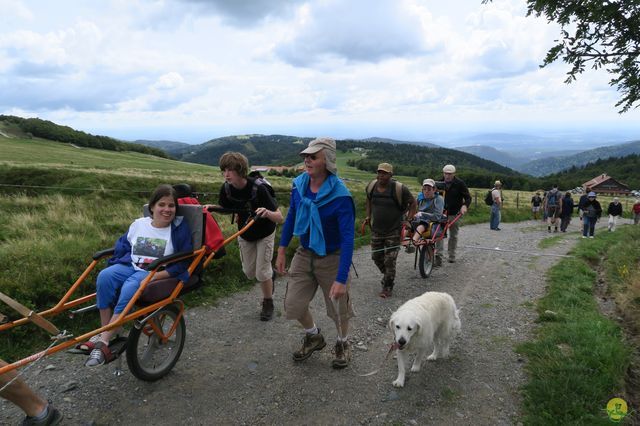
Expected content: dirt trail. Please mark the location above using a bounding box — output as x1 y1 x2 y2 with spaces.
2 219 596 425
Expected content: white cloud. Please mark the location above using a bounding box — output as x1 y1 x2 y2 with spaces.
0 0 637 142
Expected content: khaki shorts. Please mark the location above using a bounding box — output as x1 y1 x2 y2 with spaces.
237 231 275 282
284 247 354 324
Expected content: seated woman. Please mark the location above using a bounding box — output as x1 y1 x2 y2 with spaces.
411 178 445 244
84 184 193 367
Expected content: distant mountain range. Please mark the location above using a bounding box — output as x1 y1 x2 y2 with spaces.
133 134 640 180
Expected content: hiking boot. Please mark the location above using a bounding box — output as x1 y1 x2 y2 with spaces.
405 245 415 254
379 287 392 298
433 256 443 267
331 341 351 369
22 403 63 426
260 298 274 321
448 257 456 263
292 330 326 361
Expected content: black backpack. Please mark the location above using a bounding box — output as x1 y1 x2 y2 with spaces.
224 177 276 210
484 190 494 206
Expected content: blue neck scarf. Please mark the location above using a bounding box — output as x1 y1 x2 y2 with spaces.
292 173 352 256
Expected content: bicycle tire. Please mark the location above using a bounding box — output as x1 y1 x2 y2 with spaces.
126 304 186 381
418 244 434 278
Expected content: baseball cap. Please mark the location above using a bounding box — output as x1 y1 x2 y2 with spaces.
588 191 596 197
377 163 393 174
494 180 501 186
422 178 436 187
442 164 456 173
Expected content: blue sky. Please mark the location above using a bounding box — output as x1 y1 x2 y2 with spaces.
1 0 639 144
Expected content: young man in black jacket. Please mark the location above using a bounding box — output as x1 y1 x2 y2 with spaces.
436 164 472 264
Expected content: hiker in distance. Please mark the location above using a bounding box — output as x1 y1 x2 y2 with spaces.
213 152 283 321
544 184 562 233
275 137 356 369
607 197 622 232
531 192 542 220
437 164 472 264
364 162 416 298
489 180 502 231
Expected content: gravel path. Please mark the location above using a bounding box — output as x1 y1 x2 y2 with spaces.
2 219 598 425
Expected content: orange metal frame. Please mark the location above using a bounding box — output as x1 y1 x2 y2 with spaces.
0 216 256 376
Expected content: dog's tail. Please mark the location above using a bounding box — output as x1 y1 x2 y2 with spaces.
453 308 462 333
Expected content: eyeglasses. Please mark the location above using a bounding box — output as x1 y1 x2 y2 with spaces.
302 154 317 160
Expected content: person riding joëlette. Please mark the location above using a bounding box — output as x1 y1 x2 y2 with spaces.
489 180 503 231
364 162 416 298
214 152 283 321
275 137 356 369
544 184 562 233
1 358 63 425
436 164 472 264
411 178 445 244
84 184 193 367
581 191 602 238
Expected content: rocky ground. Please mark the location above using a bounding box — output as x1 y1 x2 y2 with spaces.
3 218 612 425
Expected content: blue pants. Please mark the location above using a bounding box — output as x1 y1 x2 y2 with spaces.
490 204 501 230
96 263 149 314
583 216 597 237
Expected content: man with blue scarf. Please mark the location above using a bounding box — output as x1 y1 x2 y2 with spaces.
276 137 356 369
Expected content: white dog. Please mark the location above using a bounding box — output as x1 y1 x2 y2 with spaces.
389 291 461 388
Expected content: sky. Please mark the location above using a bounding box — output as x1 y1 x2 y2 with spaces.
1 0 639 145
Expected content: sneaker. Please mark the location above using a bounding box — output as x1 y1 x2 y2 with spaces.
554 227 558 233
292 330 326 361
448 258 456 263
433 257 443 267
582 236 587 239
260 298 274 321
22 404 63 426
405 245 415 254
331 341 351 369
589 236 595 239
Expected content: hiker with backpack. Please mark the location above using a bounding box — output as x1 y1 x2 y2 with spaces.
436 164 472 264
489 180 502 231
213 152 283 321
364 162 416 298
544 184 562 233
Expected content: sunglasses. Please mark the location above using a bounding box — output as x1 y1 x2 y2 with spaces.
302 154 317 160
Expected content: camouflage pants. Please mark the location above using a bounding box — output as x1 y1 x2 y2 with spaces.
371 230 401 289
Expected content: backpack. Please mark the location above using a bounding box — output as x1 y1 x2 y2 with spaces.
484 190 494 206
366 179 405 212
547 190 559 207
224 176 276 210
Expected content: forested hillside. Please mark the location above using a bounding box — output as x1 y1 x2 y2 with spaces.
520 140 640 176
0 115 168 158
546 154 640 190
179 134 311 167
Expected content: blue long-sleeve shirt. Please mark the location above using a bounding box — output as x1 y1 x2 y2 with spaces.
280 185 355 284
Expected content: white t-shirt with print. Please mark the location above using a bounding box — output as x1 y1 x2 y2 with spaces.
127 217 174 271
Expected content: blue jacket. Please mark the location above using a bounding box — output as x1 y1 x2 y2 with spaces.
280 175 355 284
108 217 193 283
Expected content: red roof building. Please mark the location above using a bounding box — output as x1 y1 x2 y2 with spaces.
582 174 630 195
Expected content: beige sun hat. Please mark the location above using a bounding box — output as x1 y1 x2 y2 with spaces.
442 164 456 173
300 137 337 174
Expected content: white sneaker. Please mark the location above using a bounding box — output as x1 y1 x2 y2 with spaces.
589 236 594 239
